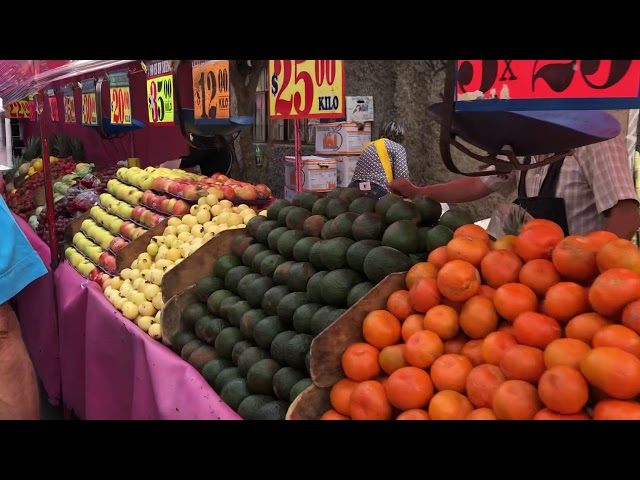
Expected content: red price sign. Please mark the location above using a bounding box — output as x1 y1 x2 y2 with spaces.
268 60 345 119
455 60 640 111
48 96 59 122
81 92 97 125
5 100 30 119
191 60 230 122
110 86 131 124
63 94 76 123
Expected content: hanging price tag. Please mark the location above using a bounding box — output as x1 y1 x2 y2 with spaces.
62 84 76 123
46 88 59 122
268 60 345 119
146 61 174 126
109 69 132 125
81 79 98 125
191 60 230 123
455 60 640 111
5 100 31 119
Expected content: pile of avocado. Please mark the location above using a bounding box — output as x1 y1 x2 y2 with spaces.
171 187 472 420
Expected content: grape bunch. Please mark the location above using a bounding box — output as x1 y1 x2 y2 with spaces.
36 203 74 245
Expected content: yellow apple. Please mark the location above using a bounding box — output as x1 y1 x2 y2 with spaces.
170 239 185 250
150 269 164 286
175 224 190 235
122 301 139 320
177 231 192 242
181 214 197 228
203 231 216 242
120 268 133 280
191 224 205 237
147 243 159 257
151 292 164 310
148 323 162 339
164 225 178 236
179 244 191 258
138 301 157 318
132 278 146 291
196 209 211 224
166 248 182 262
167 217 182 227
110 277 123 290
154 310 162 324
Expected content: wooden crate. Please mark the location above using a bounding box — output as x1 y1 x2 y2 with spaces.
115 218 170 274
161 228 245 303
161 284 198 348
286 384 331 420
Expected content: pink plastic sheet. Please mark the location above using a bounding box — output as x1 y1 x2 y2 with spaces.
12 213 61 405
55 262 241 420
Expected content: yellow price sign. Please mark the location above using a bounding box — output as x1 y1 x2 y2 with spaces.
147 74 174 125
81 92 97 125
192 60 230 122
5 100 30 119
110 86 132 125
268 60 345 119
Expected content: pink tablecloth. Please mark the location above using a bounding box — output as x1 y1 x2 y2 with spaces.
55 262 241 420
12 213 62 406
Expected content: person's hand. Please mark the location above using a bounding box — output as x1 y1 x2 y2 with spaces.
388 178 418 199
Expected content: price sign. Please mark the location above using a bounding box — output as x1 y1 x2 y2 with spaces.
109 70 132 125
80 79 98 126
46 89 59 122
28 96 36 121
146 60 174 126
268 60 345 119
62 85 76 123
191 60 230 122
455 60 640 111
5 100 31 119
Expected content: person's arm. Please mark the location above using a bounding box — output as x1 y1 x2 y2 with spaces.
391 144 410 179
603 199 640 240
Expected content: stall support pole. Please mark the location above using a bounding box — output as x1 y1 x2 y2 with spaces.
36 92 58 269
294 120 302 193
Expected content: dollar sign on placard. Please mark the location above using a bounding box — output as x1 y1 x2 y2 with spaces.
271 73 279 95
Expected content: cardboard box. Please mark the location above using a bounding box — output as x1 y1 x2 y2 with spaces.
284 186 297 203
315 122 372 156
284 156 337 192
334 155 359 187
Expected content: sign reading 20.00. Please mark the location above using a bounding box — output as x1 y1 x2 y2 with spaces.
268 60 345 119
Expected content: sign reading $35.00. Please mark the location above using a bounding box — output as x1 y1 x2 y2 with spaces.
268 60 345 119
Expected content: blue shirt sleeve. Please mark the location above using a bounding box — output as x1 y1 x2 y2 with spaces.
0 196 48 305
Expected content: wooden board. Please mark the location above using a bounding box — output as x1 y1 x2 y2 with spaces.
63 210 92 247
286 384 331 420
161 284 198 348
34 176 63 207
161 228 246 303
310 272 407 389
115 218 170 274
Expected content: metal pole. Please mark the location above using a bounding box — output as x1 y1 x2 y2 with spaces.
294 119 302 193
36 92 58 269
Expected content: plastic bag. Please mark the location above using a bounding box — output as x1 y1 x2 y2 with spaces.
68 189 101 213
63 185 86 207
486 203 534 239
80 173 101 189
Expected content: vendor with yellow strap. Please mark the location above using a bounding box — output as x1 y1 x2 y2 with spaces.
349 121 410 199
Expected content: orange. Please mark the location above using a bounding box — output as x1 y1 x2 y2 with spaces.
544 282 590 324
423 304 459 341
596 238 640 274
396 409 431 420
492 379 543 420
493 283 538 322
408 278 441 313
385 366 434 411
428 390 475 420
533 408 591 420
585 230 618 249
466 364 506 409
518 259 560 298
427 246 449 270
580 347 640 400
513 311 562 349
537 365 589 415
593 399 640 420
515 224 564 262
499 344 546 384
320 409 351 420
349 380 393 420
592 325 640 359
589 268 640 318
436 259 481 302
492 234 518 252
404 329 443 369
342 343 381 381
466 408 498 420
477 284 496 301
362 310 402 349
521 218 565 237
443 333 469 355
480 249 523 289
329 378 359 416
461 339 485 367
401 313 424 342
551 235 599 283
378 344 408 376
543 338 591 370
565 312 612 346
454 224 490 243
446 236 490 268
459 295 498 339
622 300 640 335
386 290 416 321
405 262 439 289
430 353 473 394
482 331 518 366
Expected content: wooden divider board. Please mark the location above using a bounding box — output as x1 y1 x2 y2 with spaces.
63 210 92 247
310 272 407 389
161 228 246 303
286 384 331 420
34 176 63 207
115 219 170 274
161 284 198 348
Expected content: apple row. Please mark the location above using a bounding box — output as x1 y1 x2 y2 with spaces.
98 195 168 229
65 246 113 286
81 218 131 254
115 166 204 196
72 231 117 274
106 179 144 206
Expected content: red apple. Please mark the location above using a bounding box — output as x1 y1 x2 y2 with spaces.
211 172 222 181
220 185 236 201
88 267 102 283
255 184 272 199
140 208 153 226
235 184 258 201
110 236 128 252
182 185 202 200
167 180 182 196
94 272 108 287
132 227 146 239
141 190 155 205
150 194 166 210
131 206 146 222
172 200 191 216
152 213 166 226
152 177 166 191
120 221 137 238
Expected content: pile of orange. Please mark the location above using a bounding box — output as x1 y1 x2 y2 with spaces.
320 220 640 420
